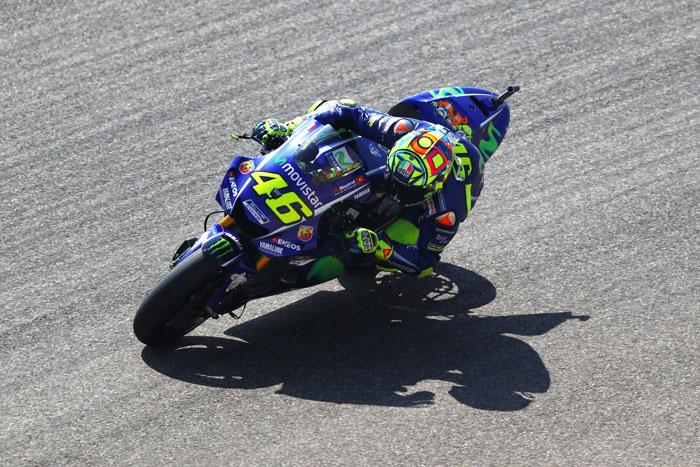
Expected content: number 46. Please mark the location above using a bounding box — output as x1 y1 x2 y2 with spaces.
251 171 313 224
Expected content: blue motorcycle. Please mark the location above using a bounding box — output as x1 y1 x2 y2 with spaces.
133 85 518 346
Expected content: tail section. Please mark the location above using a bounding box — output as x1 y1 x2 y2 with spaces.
388 85 518 161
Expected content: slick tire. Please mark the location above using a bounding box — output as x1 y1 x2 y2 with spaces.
133 249 223 346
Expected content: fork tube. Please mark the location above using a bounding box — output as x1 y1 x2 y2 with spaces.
219 215 235 228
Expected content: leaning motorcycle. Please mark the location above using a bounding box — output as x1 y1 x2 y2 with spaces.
133 85 518 346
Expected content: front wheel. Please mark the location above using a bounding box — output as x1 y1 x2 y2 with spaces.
134 249 224 346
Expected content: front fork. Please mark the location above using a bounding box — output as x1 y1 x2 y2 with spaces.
172 215 348 317
171 215 259 316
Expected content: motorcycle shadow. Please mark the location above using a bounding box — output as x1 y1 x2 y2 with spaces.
141 263 589 410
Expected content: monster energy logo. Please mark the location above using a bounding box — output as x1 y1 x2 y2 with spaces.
478 123 502 161
207 237 236 260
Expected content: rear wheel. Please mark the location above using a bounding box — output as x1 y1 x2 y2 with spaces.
134 249 224 346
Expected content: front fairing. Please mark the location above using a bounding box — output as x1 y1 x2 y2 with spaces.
215 119 385 258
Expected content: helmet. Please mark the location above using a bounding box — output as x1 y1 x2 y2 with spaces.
386 128 453 206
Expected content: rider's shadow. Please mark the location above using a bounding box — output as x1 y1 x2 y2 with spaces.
141 263 589 410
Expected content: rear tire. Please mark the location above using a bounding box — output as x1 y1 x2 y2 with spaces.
134 249 223 346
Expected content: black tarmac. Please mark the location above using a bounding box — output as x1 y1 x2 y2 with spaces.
1 0 698 465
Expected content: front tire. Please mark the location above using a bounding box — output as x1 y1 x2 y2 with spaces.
134 249 223 346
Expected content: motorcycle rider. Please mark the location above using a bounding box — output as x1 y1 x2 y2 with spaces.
249 99 484 279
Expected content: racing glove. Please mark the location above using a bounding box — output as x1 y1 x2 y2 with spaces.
251 118 289 153
344 228 379 255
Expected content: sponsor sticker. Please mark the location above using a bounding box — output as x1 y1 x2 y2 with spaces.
368 145 383 157
398 160 413 178
306 121 320 132
281 162 322 208
333 175 367 195
271 236 301 251
436 191 447 211
239 160 255 174
332 175 367 195
435 233 452 243
243 199 270 224
331 148 355 169
228 177 238 198
225 273 249 292
204 233 242 261
258 241 283 256
352 186 371 200
333 180 355 194
289 256 317 266
435 211 456 228
425 197 437 216
297 225 314 242
360 231 376 252
379 246 393 260
222 232 243 250
384 257 417 274
221 188 233 211
328 148 361 176
427 242 445 253
430 100 473 141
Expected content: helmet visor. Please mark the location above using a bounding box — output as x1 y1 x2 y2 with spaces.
389 178 434 206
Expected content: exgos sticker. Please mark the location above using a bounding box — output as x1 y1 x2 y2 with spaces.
271 236 301 251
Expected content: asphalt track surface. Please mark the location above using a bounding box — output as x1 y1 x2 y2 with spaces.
1 0 698 465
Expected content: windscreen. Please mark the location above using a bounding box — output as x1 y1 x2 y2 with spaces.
281 120 364 185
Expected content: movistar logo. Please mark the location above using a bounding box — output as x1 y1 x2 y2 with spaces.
272 153 286 165
281 163 322 208
429 87 465 99
478 123 502 161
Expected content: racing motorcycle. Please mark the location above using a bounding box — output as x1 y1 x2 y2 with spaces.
133 85 518 346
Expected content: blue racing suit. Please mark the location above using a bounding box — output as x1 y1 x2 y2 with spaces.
310 101 485 277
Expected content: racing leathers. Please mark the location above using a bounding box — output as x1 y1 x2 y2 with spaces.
309 101 485 278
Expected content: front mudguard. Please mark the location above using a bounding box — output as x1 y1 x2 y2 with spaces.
200 226 245 266
172 224 250 269
169 224 259 313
